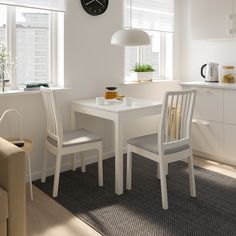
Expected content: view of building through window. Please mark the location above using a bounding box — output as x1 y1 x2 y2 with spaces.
0 6 50 85
0 5 6 43
16 7 50 84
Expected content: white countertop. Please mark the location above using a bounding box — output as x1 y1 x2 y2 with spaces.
180 81 236 90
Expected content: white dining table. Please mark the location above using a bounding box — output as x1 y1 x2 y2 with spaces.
71 98 162 195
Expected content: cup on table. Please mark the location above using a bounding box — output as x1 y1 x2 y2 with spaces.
123 97 132 106
96 97 105 105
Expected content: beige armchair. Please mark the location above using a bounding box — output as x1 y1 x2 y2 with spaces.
0 137 26 236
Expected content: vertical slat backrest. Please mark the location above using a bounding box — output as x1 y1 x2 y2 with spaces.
158 90 196 154
41 87 63 144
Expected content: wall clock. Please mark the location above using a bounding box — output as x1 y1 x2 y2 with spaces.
81 0 109 16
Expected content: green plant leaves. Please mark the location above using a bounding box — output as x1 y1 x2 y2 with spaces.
133 63 155 72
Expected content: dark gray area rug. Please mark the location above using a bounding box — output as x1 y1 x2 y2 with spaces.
34 155 236 236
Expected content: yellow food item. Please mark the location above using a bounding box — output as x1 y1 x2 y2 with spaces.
223 74 235 83
105 91 118 99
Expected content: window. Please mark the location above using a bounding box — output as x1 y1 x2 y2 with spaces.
16 7 50 84
0 5 6 42
0 1 65 88
124 0 174 81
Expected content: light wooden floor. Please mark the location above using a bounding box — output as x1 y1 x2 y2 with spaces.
27 156 236 236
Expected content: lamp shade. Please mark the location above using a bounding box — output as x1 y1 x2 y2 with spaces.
111 29 151 46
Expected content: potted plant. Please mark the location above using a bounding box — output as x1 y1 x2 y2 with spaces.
0 42 14 92
131 63 155 82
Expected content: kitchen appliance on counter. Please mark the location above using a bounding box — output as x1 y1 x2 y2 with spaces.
201 62 219 82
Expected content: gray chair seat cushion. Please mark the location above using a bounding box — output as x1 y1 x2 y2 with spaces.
127 133 190 155
47 129 102 147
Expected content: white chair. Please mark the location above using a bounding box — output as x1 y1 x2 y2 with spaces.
0 109 34 200
40 87 103 198
126 90 197 210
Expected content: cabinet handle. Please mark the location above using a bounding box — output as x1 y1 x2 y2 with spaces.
192 119 210 126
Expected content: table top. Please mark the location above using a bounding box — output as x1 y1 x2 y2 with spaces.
72 98 162 113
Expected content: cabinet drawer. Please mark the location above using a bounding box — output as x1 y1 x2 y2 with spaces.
192 119 223 157
224 90 236 125
194 88 223 122
223 124 236 165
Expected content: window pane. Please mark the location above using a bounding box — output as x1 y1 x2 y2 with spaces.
142 31 161 78
164 32 173 80
125 47 138 78
16 7 50 84
0 5 7 43
125 31 161 79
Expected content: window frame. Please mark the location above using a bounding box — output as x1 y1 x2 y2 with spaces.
123 0 174 82
2 4 60 88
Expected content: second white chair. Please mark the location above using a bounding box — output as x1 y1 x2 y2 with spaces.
126 90 197 210
41 87 103 198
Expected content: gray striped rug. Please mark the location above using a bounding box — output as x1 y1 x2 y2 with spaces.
34 155 236 236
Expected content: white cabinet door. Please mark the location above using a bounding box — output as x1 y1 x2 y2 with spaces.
191 0 233 40
194 88 223 122
224 89 236 125
192 119 223 157
223 124 236 165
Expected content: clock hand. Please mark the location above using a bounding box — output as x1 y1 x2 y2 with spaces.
95 0 103 6
86 0 95 5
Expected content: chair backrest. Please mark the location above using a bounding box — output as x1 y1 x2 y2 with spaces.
40 87 63 145
158 90 196 154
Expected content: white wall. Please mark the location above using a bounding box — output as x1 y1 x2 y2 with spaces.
0 0 180 182
179 0 236 82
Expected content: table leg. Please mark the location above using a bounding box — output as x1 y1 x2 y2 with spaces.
114 119 124 195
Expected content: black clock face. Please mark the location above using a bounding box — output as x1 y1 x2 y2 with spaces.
81 0 109 16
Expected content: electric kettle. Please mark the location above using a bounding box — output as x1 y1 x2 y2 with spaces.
201 62 219 82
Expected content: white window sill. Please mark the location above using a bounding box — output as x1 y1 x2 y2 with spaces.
120 79 180 86
0 87 71 96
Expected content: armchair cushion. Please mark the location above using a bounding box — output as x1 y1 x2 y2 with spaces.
0 187 8 220
0 137 26 236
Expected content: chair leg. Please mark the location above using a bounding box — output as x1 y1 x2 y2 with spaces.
165 162 168 175
126 145 132 190
81 152 86 173
188 153 196 197
71 153 77 171
41 146 48 183
53 153 62 198
159 160 168 210
157 162 168 179
27 153 33 201
97 144 103 187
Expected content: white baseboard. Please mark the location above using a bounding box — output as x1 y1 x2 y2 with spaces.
28 149 127 182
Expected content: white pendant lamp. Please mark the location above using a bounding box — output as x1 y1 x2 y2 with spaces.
111 29 150 46
111 0 150 46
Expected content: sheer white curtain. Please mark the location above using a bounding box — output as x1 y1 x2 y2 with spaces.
0 0 66 12
125 0 175 32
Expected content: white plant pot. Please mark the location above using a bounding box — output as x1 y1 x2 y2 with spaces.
131 72 154 81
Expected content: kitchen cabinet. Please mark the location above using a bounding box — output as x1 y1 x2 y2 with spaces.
192 119 223 157
181 82 236 166
193 88 223 122
223 124 236 163
224 89 236 125
191 0 235 40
